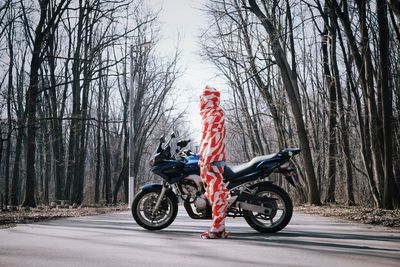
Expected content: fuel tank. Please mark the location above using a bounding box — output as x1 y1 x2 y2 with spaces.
183 154 200 175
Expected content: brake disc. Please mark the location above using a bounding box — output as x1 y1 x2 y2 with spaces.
142 195 167 220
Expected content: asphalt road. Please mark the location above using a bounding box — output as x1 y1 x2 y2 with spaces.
1 209 399 267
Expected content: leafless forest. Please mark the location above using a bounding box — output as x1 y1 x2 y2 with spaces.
0 0 399 210
0 0 183 208
201 0 400 209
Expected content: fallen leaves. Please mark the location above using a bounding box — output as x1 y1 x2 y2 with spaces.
295 205 400 229
0 204 129 229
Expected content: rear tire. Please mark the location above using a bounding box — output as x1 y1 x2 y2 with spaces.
132 188 178 230
243 183 293 233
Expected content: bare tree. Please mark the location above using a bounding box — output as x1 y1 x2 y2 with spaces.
22 0 71 207
378 0 395 209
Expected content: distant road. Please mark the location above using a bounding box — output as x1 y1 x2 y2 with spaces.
1 210 399 267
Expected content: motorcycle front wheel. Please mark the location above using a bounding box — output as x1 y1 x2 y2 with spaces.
243 182 293 233
132 188 178 230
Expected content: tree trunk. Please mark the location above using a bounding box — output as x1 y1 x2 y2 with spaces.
378 0 395 209
103 87 112 204
94 81 102 204
113 160 128 204
66 0 84 203
336 66 355 205
22 0 49 207
5 17 14 207
10 49 27 207
47 38 65 201
321 20 337 203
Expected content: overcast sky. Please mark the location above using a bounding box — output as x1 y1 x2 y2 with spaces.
147 0 228 143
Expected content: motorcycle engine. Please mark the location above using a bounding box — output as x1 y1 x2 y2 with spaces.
181 175 207 212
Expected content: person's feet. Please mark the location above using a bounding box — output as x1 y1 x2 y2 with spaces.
201 230 230 239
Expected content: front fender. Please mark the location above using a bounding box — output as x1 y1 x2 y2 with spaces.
141 183 164 192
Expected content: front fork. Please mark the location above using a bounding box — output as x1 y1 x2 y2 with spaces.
152 181 168 216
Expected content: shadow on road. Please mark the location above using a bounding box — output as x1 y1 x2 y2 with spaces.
35 213 400 246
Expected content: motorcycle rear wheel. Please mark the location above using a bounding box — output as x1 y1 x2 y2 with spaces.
132 188 178 230
243 182 293 233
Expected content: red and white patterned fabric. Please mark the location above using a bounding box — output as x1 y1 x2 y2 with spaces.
199 85 230 233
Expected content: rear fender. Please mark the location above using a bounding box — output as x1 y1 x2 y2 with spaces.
283 175 296 187
274 167 296 187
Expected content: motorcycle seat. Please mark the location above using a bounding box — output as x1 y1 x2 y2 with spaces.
223 153 278 181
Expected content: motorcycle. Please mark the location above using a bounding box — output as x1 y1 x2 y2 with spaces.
132 133 302 233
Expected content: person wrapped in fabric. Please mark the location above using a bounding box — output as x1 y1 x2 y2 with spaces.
199 85 230 239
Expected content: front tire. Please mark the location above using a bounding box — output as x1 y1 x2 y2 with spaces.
243 183 293 233
132 188 178 230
